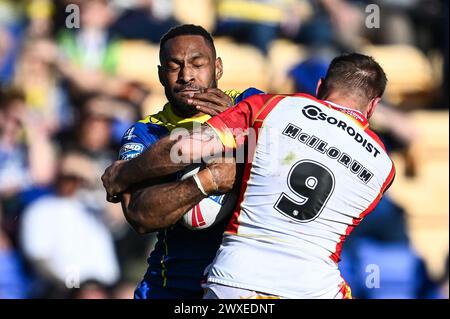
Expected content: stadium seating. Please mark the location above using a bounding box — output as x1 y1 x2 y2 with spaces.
267 39 307 93
115 41 166 115
214 37 269 92
362 45 435 108
340 239 440 299
116 40 161 93
389 110 449 278
173 0 216 32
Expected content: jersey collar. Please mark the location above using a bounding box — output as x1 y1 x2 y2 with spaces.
325 101 369 129
151 103 212 131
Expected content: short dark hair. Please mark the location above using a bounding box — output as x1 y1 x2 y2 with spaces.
159 24 216 61
317 53 387 104
0 87 25 111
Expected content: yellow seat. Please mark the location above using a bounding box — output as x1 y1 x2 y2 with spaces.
116 40 163 95
215 37 269 92
267 39 307 93
362 45 435 107
173 0 215 32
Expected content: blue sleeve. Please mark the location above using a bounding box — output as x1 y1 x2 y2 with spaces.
118 122 168 160
233 87 264 104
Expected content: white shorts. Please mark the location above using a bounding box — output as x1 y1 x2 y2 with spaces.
203 283 282 299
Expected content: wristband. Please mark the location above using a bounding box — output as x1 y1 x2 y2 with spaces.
205 167 219 192
192 173 208 196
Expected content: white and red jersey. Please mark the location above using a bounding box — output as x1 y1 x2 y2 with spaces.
205 93 395 299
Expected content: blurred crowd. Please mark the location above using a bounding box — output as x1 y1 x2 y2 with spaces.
0 0 448 299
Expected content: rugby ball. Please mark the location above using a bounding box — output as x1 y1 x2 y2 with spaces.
178 164 237 230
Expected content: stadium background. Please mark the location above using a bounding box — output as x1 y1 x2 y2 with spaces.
0 0 448 299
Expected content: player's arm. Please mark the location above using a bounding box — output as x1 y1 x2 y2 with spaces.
102 94 270 197
112 123 233 232
119 162 235 233
102 124 234 197
120 177 205 234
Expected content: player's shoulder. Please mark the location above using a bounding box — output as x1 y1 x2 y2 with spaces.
123 119 168 143
364 127 388 152
241 91 320 105
119 118 169 160
284 92 330 106
236 91 286 107
229 87 265 104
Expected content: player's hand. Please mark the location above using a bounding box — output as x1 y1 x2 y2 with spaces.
207 160 236 193
183 88 233 116
101 160 127 203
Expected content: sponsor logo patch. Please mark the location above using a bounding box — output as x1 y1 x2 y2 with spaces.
119 143 144 160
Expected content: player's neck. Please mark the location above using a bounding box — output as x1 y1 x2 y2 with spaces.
324 94 367 117
170 103 204 119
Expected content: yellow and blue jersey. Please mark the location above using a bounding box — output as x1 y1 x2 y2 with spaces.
119 87 263 299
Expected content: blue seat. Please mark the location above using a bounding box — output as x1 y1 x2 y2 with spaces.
340 239 440 299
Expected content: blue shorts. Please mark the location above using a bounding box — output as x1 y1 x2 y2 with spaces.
134 280 203 299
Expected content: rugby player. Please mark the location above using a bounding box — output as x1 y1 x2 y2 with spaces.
105 24 262 299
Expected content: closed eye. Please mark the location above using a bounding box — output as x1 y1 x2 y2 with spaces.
165 63 180 71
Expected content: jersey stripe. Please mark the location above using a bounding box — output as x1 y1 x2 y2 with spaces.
338 280 353 299
226 95 285 234
206 117 237 149
252 95 282 125
364 127 387 151
330 162 396 263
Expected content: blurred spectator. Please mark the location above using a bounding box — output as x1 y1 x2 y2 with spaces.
0 88 56 192
363 0 415 45
57 0 119 74
111 280 136 299
26 0 54 38
56 95 125 231
40 1 153 118
111 0 179 44
361 0 444 49
285 54 330 95
0 226 29 298
19 152 120 298
56 95 151 283
13 38 72 133
68 279 111 299
214 0 309 55
0 1 25 85
0 87 56 239
69 92 138 145
309 0 364 51
52 1 152 109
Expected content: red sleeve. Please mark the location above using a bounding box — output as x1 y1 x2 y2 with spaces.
206 94 277 148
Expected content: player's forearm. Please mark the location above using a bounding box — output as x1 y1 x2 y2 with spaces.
118 125 224 187
125 173 217 233
118 135 186 187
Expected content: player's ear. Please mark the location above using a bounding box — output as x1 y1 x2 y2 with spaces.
316 78 324 98
367 97 381 119
215 57 223 81
158 65 165 86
